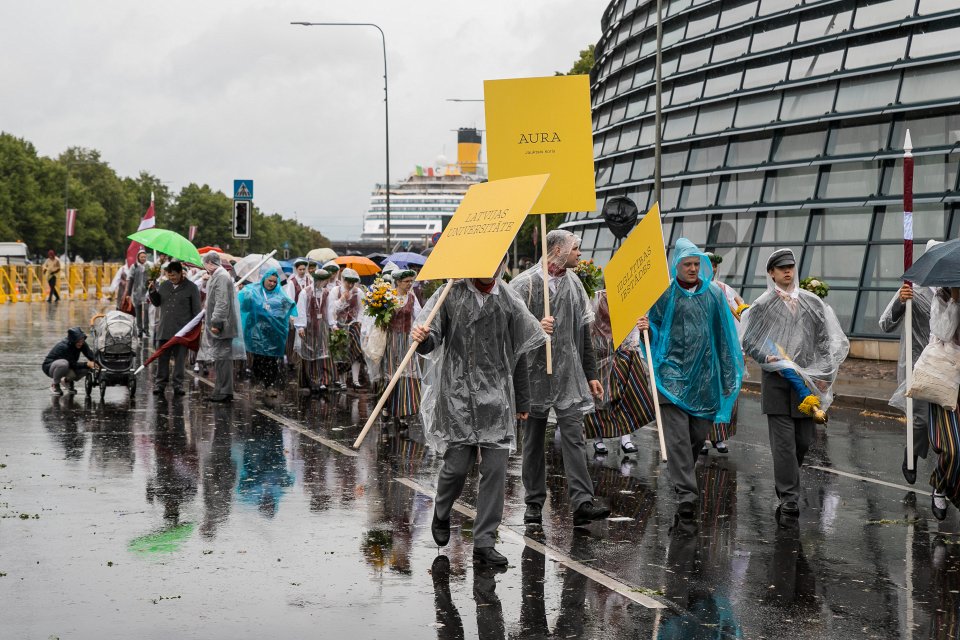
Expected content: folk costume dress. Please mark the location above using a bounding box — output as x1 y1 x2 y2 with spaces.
294 279 337 391
284 270 310 369
332 274 365 384
927 292 960 507
583 290 656 441
381 290 423 419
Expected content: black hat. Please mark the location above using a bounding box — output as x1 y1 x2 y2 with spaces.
766 248 796 271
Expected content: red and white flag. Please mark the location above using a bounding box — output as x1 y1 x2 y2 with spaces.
125 193 157 266
65 209 77 237
142 311 204 368
188 225 197 241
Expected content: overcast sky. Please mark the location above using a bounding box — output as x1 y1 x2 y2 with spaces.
1 1 604 239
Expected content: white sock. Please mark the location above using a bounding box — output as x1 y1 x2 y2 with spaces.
351 362 361 384
620 435 632 446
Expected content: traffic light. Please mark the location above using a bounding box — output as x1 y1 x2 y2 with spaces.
233 200 251 239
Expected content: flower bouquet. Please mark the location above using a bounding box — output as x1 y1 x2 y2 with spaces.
800 277 829 299
363 278 400 330
573 259 603 299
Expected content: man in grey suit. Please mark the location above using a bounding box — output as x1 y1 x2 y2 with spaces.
148 261 201 396
201 252 240 402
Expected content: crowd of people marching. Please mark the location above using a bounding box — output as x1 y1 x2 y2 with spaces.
39 234 960 567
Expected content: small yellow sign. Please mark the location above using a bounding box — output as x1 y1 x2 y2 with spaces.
417 174 549 281
605 203 671 348
484 75 595 215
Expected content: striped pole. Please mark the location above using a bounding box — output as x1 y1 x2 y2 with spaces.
904 129 914 472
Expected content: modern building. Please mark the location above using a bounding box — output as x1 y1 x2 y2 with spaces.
565 0 959 347
361 128 485 248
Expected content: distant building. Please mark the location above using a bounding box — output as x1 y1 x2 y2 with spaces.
566 0 960 345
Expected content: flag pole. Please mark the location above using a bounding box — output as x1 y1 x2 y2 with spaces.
353 280 454 449
134 250 278 375
541 216 553 375
903 130 915 473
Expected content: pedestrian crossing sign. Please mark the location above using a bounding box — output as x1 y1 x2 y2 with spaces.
233 180 254 200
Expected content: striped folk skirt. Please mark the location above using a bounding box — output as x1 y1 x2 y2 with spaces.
380 330 421 419
930 403 960 507
299 356 338 389
709 401 739 442
347 322 364 363
584 349 657 440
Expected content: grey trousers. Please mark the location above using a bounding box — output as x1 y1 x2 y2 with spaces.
910 400 930 460
213 358 234 398
434 446 508 549
155 344 187 390
768 414 815 504
661 402 712 505
522 409 594 511
48 359 89 383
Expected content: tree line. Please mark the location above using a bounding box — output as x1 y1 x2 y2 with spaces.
0 133 330 263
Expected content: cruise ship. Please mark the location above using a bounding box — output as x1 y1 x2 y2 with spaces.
361 128 485 247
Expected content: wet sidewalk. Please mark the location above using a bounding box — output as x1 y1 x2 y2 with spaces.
1 301 955 639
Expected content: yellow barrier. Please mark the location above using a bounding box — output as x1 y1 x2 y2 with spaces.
0 264 122 304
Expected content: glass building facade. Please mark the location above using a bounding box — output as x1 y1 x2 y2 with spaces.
565 0 960 339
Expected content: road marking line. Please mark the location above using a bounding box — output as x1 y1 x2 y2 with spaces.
258 408 358 457
805 465 916 493
188 371 357 457
393 477 665 610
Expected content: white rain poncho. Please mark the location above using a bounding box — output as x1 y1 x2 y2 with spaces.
880 286 933 412
740 264 849 411
647 238 744 423
416 279 546 453
510 230 596 415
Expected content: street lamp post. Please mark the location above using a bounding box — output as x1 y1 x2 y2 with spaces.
291 21 392 254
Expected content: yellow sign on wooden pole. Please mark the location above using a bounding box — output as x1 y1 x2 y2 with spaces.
416 174 549 281
605 203 671 349
483 75 595 215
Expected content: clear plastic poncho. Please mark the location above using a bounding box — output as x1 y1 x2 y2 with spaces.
648 238 744 423
239 268 298 358
417 279 546 453
740 271 849 410
510 251 596 416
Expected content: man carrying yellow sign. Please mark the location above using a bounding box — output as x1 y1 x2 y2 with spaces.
637 238 744 521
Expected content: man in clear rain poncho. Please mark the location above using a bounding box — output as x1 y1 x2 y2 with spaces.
511 230 611 528
199 252 244 403
740 248 849 517
880 240 937 485
411 256 546 567
639 238 744 520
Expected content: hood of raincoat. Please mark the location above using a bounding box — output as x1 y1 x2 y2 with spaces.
67 326 87 343
239 268 298 357
670 238 714 295
647 238 743 422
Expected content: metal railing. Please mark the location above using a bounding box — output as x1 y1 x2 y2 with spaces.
0 264 123 304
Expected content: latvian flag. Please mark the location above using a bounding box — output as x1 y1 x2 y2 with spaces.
125 193 157 266
142 310 204 368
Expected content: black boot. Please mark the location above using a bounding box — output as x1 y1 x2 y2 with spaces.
523 503 542 525
431 511 450 547
902 448 918 485
573 501 611 526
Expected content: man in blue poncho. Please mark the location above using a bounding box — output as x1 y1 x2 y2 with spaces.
239 268 298 398
639 238 744 520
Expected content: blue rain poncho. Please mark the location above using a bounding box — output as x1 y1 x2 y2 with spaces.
647 238 744 423
239 269 298 357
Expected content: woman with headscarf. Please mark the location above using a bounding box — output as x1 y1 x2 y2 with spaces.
239 268 298 397
293 269 337 394
585 289 656 457
42 250 61 302
381 269 423 425
639 238 744 520
332 268 365 389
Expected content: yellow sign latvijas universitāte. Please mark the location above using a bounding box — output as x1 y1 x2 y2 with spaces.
604 203 671 349
484 75 595 215
416 174 550 281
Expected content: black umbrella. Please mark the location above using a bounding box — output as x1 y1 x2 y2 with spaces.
902 238 960 287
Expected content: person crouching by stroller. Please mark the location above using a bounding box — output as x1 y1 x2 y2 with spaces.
42 327 98 395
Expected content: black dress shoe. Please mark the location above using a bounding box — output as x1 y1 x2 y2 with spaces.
677 501 697 520
573 501 611 526
780 501 800 515
473 546 508 567
620 441 638 455
431 511 450 547
932 493 949 521
523 503 542 525
902 449 917 485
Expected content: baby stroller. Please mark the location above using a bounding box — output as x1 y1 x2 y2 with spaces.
85 311 140 400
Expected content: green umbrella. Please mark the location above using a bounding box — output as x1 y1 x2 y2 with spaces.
128 522 195 554
127 228 202 266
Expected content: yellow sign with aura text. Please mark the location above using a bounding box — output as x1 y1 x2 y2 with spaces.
484 75 595 215
416 174 549 281
605 203 671 349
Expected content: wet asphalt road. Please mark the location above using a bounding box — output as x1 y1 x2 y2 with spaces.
2 301 959 640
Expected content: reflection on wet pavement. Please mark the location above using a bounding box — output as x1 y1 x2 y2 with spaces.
1 301 959 638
